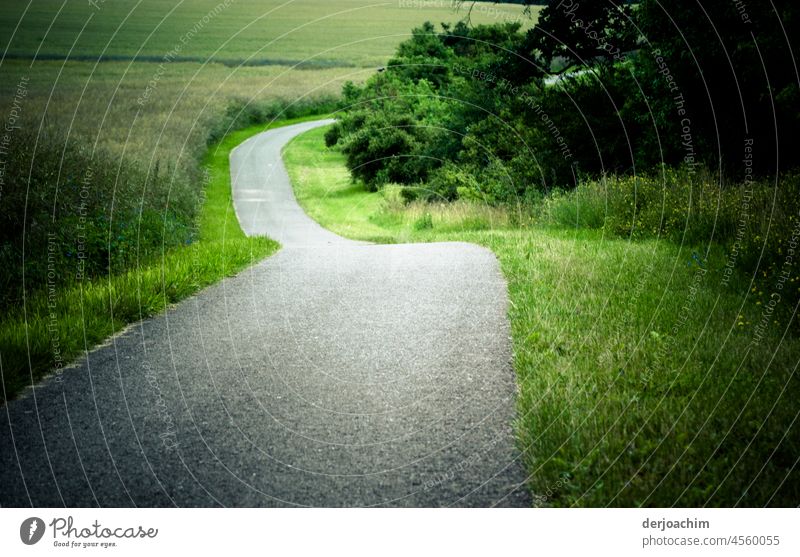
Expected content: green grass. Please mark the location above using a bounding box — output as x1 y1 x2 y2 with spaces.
0 118 338 403
0 0 534 68
283 125 800 507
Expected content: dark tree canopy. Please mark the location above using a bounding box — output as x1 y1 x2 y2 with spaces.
636 0 800 174
529 1 637 69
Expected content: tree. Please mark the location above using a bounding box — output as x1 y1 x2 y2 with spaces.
459 1 636 72
530 0 636 70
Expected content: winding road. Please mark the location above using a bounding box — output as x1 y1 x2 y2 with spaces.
0 120 529 507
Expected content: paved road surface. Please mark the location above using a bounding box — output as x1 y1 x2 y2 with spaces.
0 120 530 507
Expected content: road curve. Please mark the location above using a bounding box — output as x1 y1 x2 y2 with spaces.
0 120 530 507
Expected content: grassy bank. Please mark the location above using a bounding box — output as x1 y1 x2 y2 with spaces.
0 117 326 403
284 126 800 507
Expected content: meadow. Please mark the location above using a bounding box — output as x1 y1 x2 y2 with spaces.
284 126 799 506
0 0 533 67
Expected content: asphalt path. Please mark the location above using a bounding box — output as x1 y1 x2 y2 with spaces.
0 120 530 507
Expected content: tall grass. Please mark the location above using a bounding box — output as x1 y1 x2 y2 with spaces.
0 125 196 310
540 168 800 319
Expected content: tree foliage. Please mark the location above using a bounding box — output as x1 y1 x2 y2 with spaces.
530 0 637 70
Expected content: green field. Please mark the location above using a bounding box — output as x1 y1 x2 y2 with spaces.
284 126 800 506
0 59 351 174
1 0 533 67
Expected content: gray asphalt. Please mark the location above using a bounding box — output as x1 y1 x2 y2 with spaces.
0 120 530 507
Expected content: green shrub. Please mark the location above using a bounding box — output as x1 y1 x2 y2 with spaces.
324 124 341 148
426 163 477 201
413 212 434 230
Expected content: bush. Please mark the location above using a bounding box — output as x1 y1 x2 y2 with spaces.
413 212 434 230
324 124 341 148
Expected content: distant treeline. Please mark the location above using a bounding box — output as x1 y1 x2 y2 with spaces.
2 52 353 69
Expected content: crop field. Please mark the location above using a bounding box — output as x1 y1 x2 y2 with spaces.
0 59 355 174
1 0 533 67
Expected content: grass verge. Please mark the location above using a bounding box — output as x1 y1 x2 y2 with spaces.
0 117 325 403
284 125 800 507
